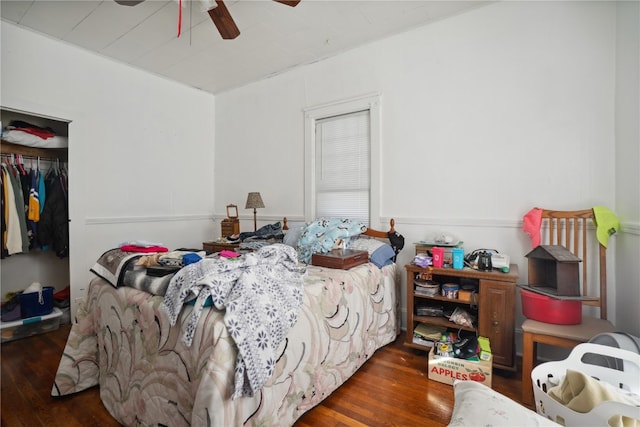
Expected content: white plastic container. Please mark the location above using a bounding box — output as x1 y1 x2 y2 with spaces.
531 343 640 426
0 307 62 342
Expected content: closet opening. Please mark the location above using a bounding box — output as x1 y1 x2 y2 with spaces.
1 107 71 328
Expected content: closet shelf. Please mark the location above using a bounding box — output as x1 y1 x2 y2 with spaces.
0 140 67 161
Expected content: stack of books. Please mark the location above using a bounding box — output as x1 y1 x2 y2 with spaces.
412 323 447 347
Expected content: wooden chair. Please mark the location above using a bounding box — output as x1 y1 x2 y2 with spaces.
521 208 616 406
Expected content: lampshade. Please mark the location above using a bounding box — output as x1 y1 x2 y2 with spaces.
245 192 265 232
245 192 265 209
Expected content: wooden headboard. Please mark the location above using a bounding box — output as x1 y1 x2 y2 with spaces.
280 217 403 259
281 217 395 238
362 219 396 239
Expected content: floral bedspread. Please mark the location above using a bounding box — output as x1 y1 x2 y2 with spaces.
51 262 399 427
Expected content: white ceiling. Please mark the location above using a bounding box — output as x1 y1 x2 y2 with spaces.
1 0 489 94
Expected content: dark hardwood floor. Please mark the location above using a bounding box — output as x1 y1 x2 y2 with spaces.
1 324 525 426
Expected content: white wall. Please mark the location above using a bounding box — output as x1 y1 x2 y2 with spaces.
614 1 640 336
215 1 640 345
2 0 637 345
1 22 217 315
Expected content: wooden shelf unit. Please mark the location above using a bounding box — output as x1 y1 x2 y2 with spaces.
405 263 518 371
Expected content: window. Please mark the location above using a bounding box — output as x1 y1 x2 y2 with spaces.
304 93 380 226
315 110 370 223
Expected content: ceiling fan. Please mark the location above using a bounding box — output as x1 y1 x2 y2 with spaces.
114 0 301 40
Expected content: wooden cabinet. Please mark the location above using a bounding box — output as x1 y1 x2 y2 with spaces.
404 264 518 371
478 279 515 369
221 219 240 238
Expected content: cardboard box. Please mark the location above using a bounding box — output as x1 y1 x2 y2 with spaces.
428 346 493 387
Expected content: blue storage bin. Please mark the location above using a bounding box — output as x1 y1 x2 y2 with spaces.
18 286 54 318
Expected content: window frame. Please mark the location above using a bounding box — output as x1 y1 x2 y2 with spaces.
303 93 381 225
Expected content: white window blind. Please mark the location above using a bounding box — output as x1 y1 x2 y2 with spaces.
315 110 370 225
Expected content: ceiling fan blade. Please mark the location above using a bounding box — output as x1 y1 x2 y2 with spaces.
113 0 146 6
273 0 301 6
208 0 240 40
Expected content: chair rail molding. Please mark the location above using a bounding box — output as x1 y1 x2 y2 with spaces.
85 214 212 225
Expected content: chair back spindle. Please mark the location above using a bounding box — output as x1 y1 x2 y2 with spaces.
539 209 607 320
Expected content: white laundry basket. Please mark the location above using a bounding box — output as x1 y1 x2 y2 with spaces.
531 343 640 426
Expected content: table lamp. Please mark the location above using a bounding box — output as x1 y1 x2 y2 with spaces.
245 192 265 231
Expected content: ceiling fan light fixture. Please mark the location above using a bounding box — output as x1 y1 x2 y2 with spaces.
200 0 218 12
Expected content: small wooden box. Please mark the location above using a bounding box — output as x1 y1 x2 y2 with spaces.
203 241 240 255
221 218 240 238
311 249 368 270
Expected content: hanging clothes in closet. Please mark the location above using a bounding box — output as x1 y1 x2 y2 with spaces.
1 155 68 259
1 161 24 256
38 161 68 257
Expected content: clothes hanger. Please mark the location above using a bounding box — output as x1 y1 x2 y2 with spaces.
7 154 18 174
16 154 26 175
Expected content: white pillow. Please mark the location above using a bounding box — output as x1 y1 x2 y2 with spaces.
348 237 385 255
448 381 559 426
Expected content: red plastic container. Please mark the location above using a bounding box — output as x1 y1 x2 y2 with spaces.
432 247 444 268
521 289 582 325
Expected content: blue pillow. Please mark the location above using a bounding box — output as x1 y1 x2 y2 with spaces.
369 244 396 268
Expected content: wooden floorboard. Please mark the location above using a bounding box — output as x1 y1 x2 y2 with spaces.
1 324 525 426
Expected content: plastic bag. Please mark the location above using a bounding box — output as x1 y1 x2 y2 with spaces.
449 307 474 328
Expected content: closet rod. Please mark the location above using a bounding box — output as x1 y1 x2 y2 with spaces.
2 154 66 164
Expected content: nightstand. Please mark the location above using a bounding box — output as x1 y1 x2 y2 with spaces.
202 241 240 254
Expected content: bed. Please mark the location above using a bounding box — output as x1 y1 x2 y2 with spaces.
51 218 403 427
